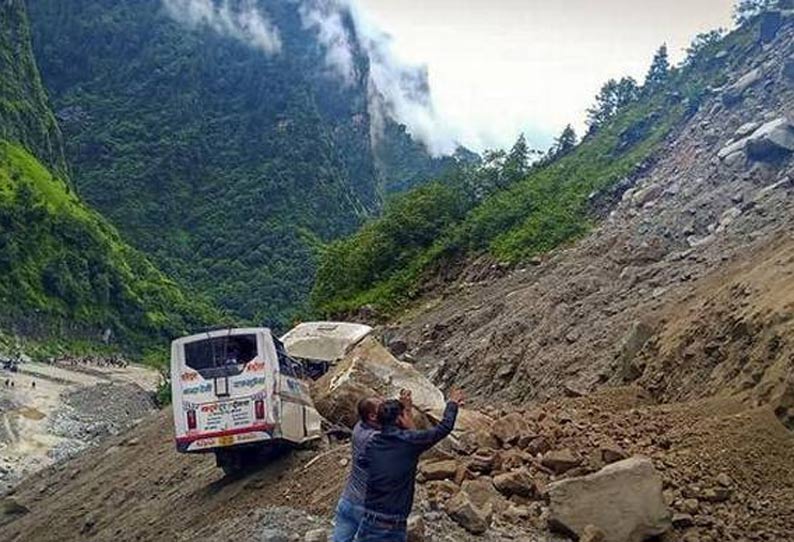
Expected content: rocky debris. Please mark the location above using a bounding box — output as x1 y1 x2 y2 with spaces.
406 515 425 542
547 457 671 542
387 339 408 357
445 491 491 534
599 443 628 465
722 68 762 105
490 412 531 445
303 529 327 542
541 449 581 474
492 469 539 499
0 498 29 527
618 321 655 381
745 117 794 160
719 117 794 163
419 459 459 482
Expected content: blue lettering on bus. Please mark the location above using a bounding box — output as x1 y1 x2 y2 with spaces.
183 383 212 395
233 376 266 389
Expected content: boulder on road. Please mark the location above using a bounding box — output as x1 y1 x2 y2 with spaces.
312 336 445 428
548 456 671 542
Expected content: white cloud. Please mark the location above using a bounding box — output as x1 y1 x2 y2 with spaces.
162 0 282 54
297 0 458 155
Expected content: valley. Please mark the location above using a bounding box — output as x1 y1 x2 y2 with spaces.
2 1 794 542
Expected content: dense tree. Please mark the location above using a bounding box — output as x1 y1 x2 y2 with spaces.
734 0 780 24
549 125 578 159
685 29 727 65
586 77 640 132
645 44 670 90
503 133 531 183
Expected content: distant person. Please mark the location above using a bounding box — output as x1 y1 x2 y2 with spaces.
332 396 382 542
355 388 463 542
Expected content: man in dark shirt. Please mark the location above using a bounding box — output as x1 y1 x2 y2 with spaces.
332 396 382 542
355 389 463 542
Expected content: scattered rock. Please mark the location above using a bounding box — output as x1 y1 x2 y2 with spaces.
547 457 671 542
524 436 551 456
407 515 425 542
722 68 762 105
493 469 539 499
388 340 408 357
599 443 628 465
419 459 459 482
258 528 290 542
490 412 531 445
0 497 29 527
672 513 695 529
445 491 490 534
541 449 581 474
745 117 794 161
304 529 328 542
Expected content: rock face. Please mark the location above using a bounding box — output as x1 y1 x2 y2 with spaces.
547 457 671 542
745 117 794 160
722 68 762 105
718 117 794 163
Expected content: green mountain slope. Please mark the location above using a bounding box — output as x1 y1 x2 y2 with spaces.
27 0 453 326
0 0 64 174
0 0 217 352
312 22 753 316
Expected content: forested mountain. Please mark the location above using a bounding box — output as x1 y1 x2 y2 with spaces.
312 18 749 317
0 0 216 352
27 0 453 326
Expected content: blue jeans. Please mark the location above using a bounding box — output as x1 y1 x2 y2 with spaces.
332 498 407 542
333 498 366 542
355 511 407 542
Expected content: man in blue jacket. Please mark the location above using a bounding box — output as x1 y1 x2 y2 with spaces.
332 396 382 542
355 388 463 542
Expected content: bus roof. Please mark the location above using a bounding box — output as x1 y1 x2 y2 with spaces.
171 327 272 347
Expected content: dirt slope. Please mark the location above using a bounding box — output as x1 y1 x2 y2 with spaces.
392 18 794 415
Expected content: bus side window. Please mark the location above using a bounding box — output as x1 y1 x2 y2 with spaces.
274 339 303 379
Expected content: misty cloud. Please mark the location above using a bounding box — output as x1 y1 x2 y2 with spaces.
163 0 456 155
298 0 457 155
162 0 282 54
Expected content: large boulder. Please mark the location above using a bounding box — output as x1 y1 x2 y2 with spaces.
547 457 671 542
312 336 445 428
721 68 762 106
719 117 794 163
445 490 492 534
745 117 794 161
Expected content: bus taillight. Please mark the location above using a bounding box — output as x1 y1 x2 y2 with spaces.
254 399 265 420
187 410 197 430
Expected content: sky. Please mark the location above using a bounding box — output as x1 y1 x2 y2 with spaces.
359 0 736 152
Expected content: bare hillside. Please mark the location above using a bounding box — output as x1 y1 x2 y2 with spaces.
393 18 794 422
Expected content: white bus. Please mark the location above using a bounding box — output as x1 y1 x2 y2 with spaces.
170 328 322 473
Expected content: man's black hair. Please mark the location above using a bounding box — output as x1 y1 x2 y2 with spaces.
377 399 404 427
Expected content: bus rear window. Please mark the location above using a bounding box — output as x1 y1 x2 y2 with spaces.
184 334 257 372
